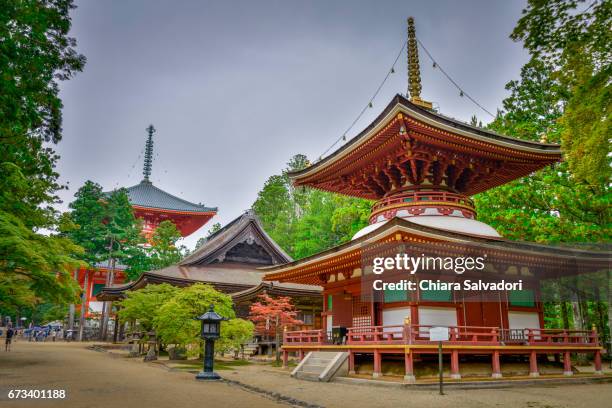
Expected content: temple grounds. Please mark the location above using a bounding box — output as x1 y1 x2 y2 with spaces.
0 342 282 408
1 342 611 408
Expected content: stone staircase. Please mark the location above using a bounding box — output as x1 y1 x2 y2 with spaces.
291 351 348 382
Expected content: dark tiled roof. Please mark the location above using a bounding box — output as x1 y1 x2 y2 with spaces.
125 180 217 213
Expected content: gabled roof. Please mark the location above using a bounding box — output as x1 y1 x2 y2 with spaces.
125 180 217 213
180 210 292 266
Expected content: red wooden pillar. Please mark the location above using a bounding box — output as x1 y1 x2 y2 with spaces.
373 349 382 378
282 349 288 368
563 351 573 376
594 350 603 374
491 350 502 378
404 349 415 383
529 351 539 377
348 350 355 375
450 350 461 379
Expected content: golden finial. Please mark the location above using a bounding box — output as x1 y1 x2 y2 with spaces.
407 17 433 110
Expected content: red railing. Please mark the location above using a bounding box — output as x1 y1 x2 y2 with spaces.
284 329 328 345
371 191 475 214
500 328 596 345
284 325 599 347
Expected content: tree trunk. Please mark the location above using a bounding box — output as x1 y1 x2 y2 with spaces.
100 258 116 341
113 314 119 343
561 302 570 330
275 315 281 364
68 268 78 332
78 271 89 341
571 291 584 330
607 271 612 358
570 289 588 364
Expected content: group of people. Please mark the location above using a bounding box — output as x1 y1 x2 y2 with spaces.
24 327 63 342
2 325 68 351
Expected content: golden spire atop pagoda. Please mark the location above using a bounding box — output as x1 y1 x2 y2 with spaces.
143 124 155 182
407 17 433 110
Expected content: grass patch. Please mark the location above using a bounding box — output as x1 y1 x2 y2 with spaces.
169 359 252 371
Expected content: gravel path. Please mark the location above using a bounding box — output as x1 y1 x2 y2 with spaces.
221 363 612 408
0 342 282 408
1 341 610 408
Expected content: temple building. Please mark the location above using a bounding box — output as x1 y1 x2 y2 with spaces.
264 18 608 381
79 125 217 318
98 210 322 353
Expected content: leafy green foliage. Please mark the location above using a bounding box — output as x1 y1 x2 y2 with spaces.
153 284 235 349
511 0 611 189
253 154 371 259
217 319 255 356
476 0 610 345
0 0 85 317
475 31 610 243
67 181 144 270
118 283 179 332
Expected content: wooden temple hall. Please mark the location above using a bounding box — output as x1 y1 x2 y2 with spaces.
262 18 610 381
98 210 322 354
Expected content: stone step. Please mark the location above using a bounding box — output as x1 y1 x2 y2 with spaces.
305 358 333 365
291 351 349 383
294 372 320 381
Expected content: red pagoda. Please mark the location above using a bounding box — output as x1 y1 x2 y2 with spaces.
77 125 217 320
264 18 608 381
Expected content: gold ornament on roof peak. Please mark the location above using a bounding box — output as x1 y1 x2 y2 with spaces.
407 17 433 110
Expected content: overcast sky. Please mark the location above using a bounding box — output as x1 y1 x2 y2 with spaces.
57 0 530 249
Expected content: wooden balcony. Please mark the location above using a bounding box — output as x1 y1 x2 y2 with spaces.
284 324 599 347
282 325 604 381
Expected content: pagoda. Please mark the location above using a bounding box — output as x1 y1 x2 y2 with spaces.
125 125 217 238
77 125 217 322
264 18 607 381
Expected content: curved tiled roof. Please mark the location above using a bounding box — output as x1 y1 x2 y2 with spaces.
125 180 217 213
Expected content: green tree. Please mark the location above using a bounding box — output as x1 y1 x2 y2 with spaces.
153 284 235 354
147 220 183 270
68 181 144 268
207 223 222 237
475 0 611 353
511 0 611 189
217 318 255 357
117 283 179 332
0 0 85 318
253 154 371 259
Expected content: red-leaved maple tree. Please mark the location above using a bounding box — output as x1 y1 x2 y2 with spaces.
249 293 302 362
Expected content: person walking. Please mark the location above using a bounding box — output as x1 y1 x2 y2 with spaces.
5 326 14 351
51 329 57 342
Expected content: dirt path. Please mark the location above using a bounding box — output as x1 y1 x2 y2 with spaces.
1 341 611 408
0 342 283 408
221 363 612 408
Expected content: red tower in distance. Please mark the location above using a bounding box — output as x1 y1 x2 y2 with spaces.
125 125 217 238
78 125 217 320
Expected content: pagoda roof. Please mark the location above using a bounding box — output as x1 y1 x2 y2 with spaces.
125 180 217 214
290 94 562 198
262 217 609 285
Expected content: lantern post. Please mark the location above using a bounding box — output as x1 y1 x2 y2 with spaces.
195 304 227 380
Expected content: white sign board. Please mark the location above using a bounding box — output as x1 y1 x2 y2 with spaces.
429 326 449 341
